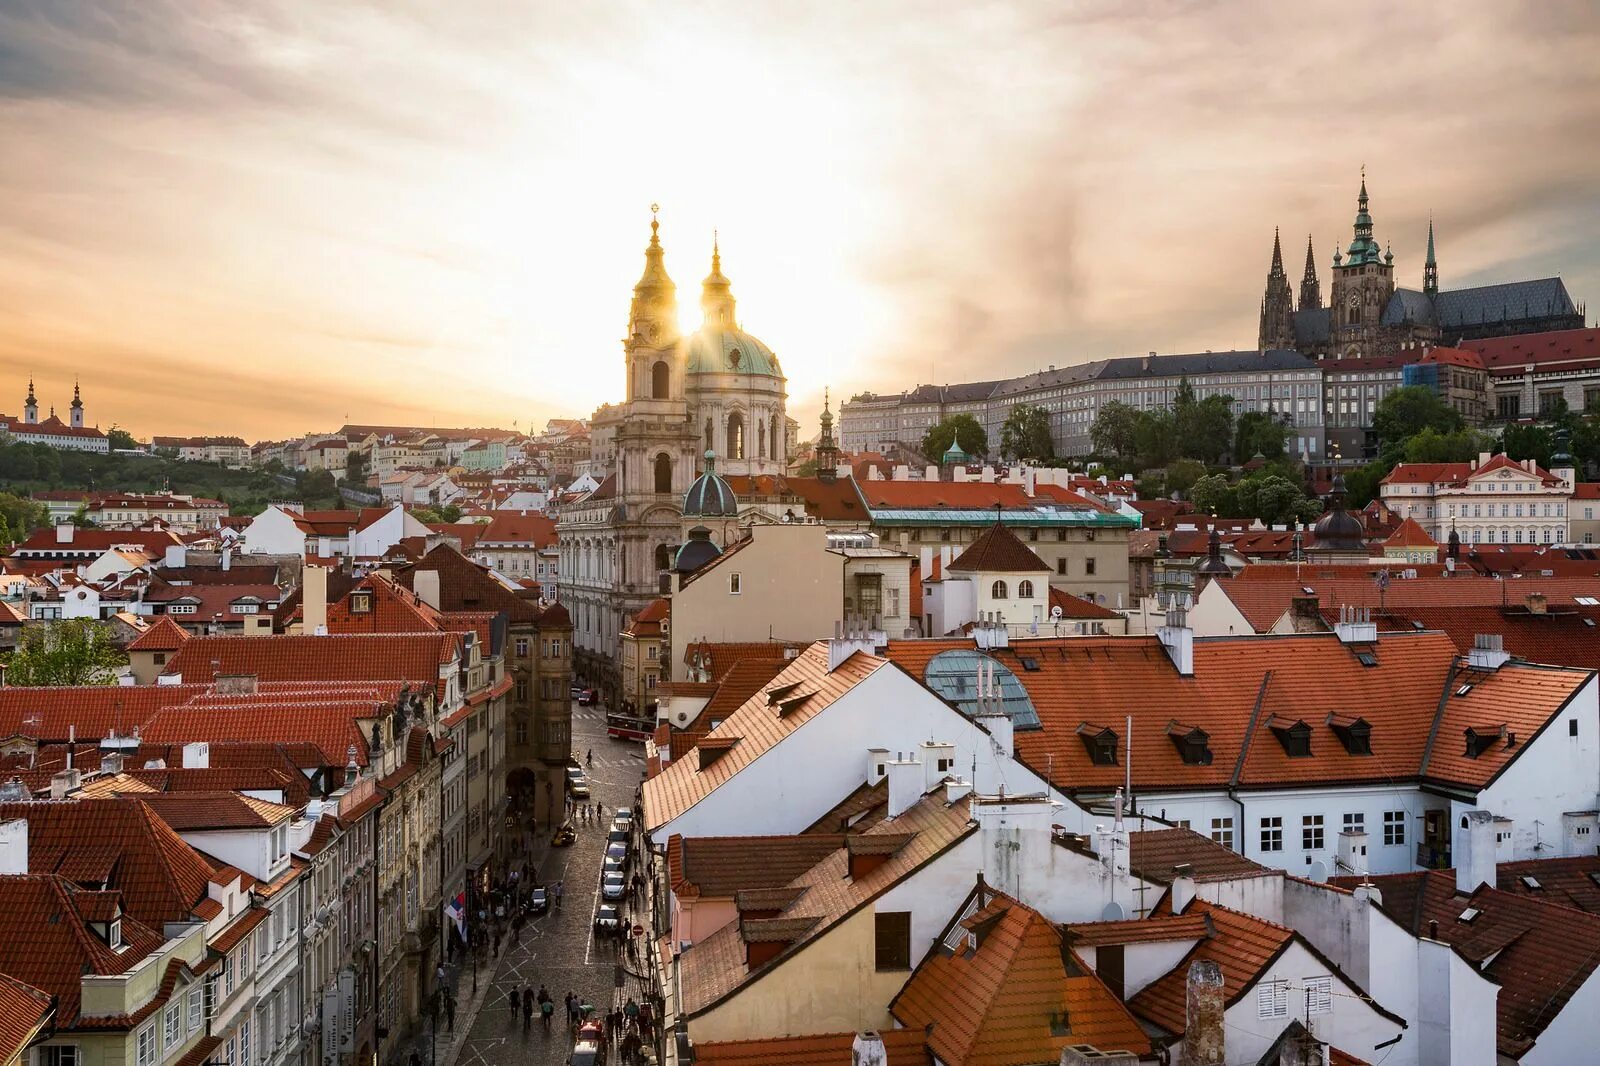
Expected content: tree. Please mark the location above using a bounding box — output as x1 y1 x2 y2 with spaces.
107 426 137 451
1500 423 1554 468
1164 459 1207 496
1172 379 1234 465
1188 473 1237 516
69 503 100 529
1404 427 1492 464
1372 386 1463 447
297 468 338 504
1133 410 1180 468
0 493 47 541
1089 401 1140 461
1237 475 1321 525
1343 460 1394 509
1000 405 1054 461
1235 411 1291 462
6 618 127 686
438 503 463 523
921 415 988 462
343 449 369 486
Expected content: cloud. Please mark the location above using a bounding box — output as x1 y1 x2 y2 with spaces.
0 0 1595 440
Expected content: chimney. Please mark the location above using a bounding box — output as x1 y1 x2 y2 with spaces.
163 545 187 568
1467 633 1510 670
1170 863 1197 913
303 565 329 635
0 819 26 875
885 753 923 818
1180 959 1225 1066
945 778 973 803
940 545 953 571
1526 592 1547 615
974 793 1056 896
1334 604 1378 644
214 674 257 696
924 465 938 481
852 1031 888 1066
1290 594 1320 622
865 748 889 787
56 522 74 544
1456 809 1497 894
919 740 955 789
1337 829 1369 875
827 620 878 672
100 751 124 775
414 570 442 611
50 768 81 800
182 741 210 769
221 546 232 571
1059 1049 1138 1066
920 545 933 576
1157 606 1194 676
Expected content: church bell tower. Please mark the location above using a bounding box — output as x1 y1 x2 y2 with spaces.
1257 228 1295 351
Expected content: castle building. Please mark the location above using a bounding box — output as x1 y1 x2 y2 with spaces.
559 211 789 697
1 379 109 452
1260 175 1586 359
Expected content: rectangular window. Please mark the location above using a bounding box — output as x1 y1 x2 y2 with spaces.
1260 816 1283 853
1343 812 1364 833
729 573 742 595
1382 810 1406 846
188 988 203 1032
1057 558 1067 575
1210 817 1233 849
239 1019 250 1066
1303 815 1325 851
1305 975 1333 1014
514 638 529 657
36 1048 81 1066
874 911 912 971
1257 979 1288 1019
1085 557 1097 576
164 1004 182 1050
136 1026 158 1066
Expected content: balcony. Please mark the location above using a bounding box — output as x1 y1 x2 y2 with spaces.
1416 842 1451 870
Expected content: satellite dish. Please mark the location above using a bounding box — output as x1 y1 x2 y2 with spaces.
1101 901 1127 921
1307 860 1329 884
1050 605 1064 620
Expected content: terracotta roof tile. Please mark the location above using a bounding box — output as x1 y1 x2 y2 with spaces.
128 616 192 652
0 970 54 1062
893 890 1150 1064
667 833 845 899
1128 828 1272 884
947 523 1050 574
1127 900 1296 1036
135 791 295 830
691 1028 927 1066
162 633 454 697
1065 912 1211 948
1421 661 1592 789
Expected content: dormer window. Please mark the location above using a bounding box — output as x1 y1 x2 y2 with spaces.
1076 723 1118 766
1464 725 1505 759
349 591 372 614
108 918 122 949
1328 714 1372 755
1267 717 1312 757
1166 722 1212 766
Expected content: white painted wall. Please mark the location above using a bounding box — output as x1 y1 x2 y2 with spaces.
1476 674 1599 860
1186 579 1257 636
243 506 308 556
1416 938 1496 1066
1520 963 1600 1066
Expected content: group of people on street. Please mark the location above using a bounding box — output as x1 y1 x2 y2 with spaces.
506 983 557 1033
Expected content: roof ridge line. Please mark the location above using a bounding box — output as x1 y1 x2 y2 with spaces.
1231 669 1272 786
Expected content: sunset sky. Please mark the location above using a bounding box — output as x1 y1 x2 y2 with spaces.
1 2 1597 442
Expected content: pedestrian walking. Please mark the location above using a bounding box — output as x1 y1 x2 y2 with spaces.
444 993 456 1032
540 995 554 1033
521 990 533 1034
554 880 564 910
586 748 593 767
410 1050 420 1066
565 991 578 1029
624 995 639 1030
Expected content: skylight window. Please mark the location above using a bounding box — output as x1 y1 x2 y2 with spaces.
1521 876 1542 890
923 651 1042 730
1456 683 1475 697
1458 907 1480 923
1356 652 1378 668
1578 597 1600 606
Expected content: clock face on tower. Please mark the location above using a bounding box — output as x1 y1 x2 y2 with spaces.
1347 292 1361 309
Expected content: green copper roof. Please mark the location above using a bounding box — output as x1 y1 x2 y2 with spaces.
942 440 969 463
683 326 782 378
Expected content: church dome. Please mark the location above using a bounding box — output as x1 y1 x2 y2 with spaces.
683 451 739 517
1311 472 1367 552
683 327 783 378
673 525 722 574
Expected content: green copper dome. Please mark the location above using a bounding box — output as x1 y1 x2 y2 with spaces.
942 440 969 463
683 327 783 378
683 450 739 517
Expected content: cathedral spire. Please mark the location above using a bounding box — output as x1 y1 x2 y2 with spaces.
1299 235 1321 310
1269 227 1285 277
816 386 840 482
1258 228 1295 351
701 230 736 328
1345 169 1381 265
629 203 678 345
1424 218 1439 295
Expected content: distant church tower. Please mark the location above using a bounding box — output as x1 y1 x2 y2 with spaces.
70 381 83 429
1423 219 1439 296
1257 228 1296 351
815 388 840 481
1299 235 1321 312
23 379 37 425
1328 172 1395 358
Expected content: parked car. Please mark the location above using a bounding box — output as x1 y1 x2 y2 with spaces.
611 808 633 828
567 768 591 798
528 886 549 914
593 903 622 935
605 841 627 865
551 822 576 847
577 688 598 706
570 1024 605 1066
601 872 626 900
602 855 624 879
607 828 629 847
570 685 584 700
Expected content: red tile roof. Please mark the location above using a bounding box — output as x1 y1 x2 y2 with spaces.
1126 899 1296 1036
1048 586 1122 620
161 633 455 695
134 792 295 831
1382 517 1436 549
141 698 383 767
1461 327 1600 376
691 1029 928 1066
0 970 53 1062
891 889 1151 1063
667 833 845 899
0 875 163 1025
0 684 208 743
128 615 192 652
0 798 216 924
475 511 557 547
947 523 1050 574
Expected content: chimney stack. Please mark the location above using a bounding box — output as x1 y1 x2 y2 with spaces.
1180 960 1225 1066
1456 809 1497 894
1170 863 1197 913
1526 592 1547 615
303 565 329 635
885 753 923 819
0 819 26 875
414 570 442 611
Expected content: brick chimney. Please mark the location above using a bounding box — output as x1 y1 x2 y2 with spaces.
1181 959 1225 1066
1526 592 1547 615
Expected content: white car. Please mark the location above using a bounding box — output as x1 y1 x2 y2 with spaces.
601 872 626 900
605 842 628 865
611 808 633 827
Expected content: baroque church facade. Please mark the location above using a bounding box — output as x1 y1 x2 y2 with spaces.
559 211 789 696
1259 177 1585 360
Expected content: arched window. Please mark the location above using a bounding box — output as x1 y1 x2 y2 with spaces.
991 580 1008 599
653 453 672 494
757 418 766 458
1018 580 1034 598
771 419 780 459
651 361 670 400
654 544 672 571
704 418 713 452
727 412 745 460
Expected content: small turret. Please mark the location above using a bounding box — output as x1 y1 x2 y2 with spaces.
23 379 37 425
816 388 840 483
69 380 83 429
700 231 736 328
1423 218 1439 296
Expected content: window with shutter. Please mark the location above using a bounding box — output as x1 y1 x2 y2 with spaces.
1257 979 1288 1019
874 911 912 970
1305 975 1333 1014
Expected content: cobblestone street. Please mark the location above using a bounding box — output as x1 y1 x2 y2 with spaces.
435 700 655 1066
